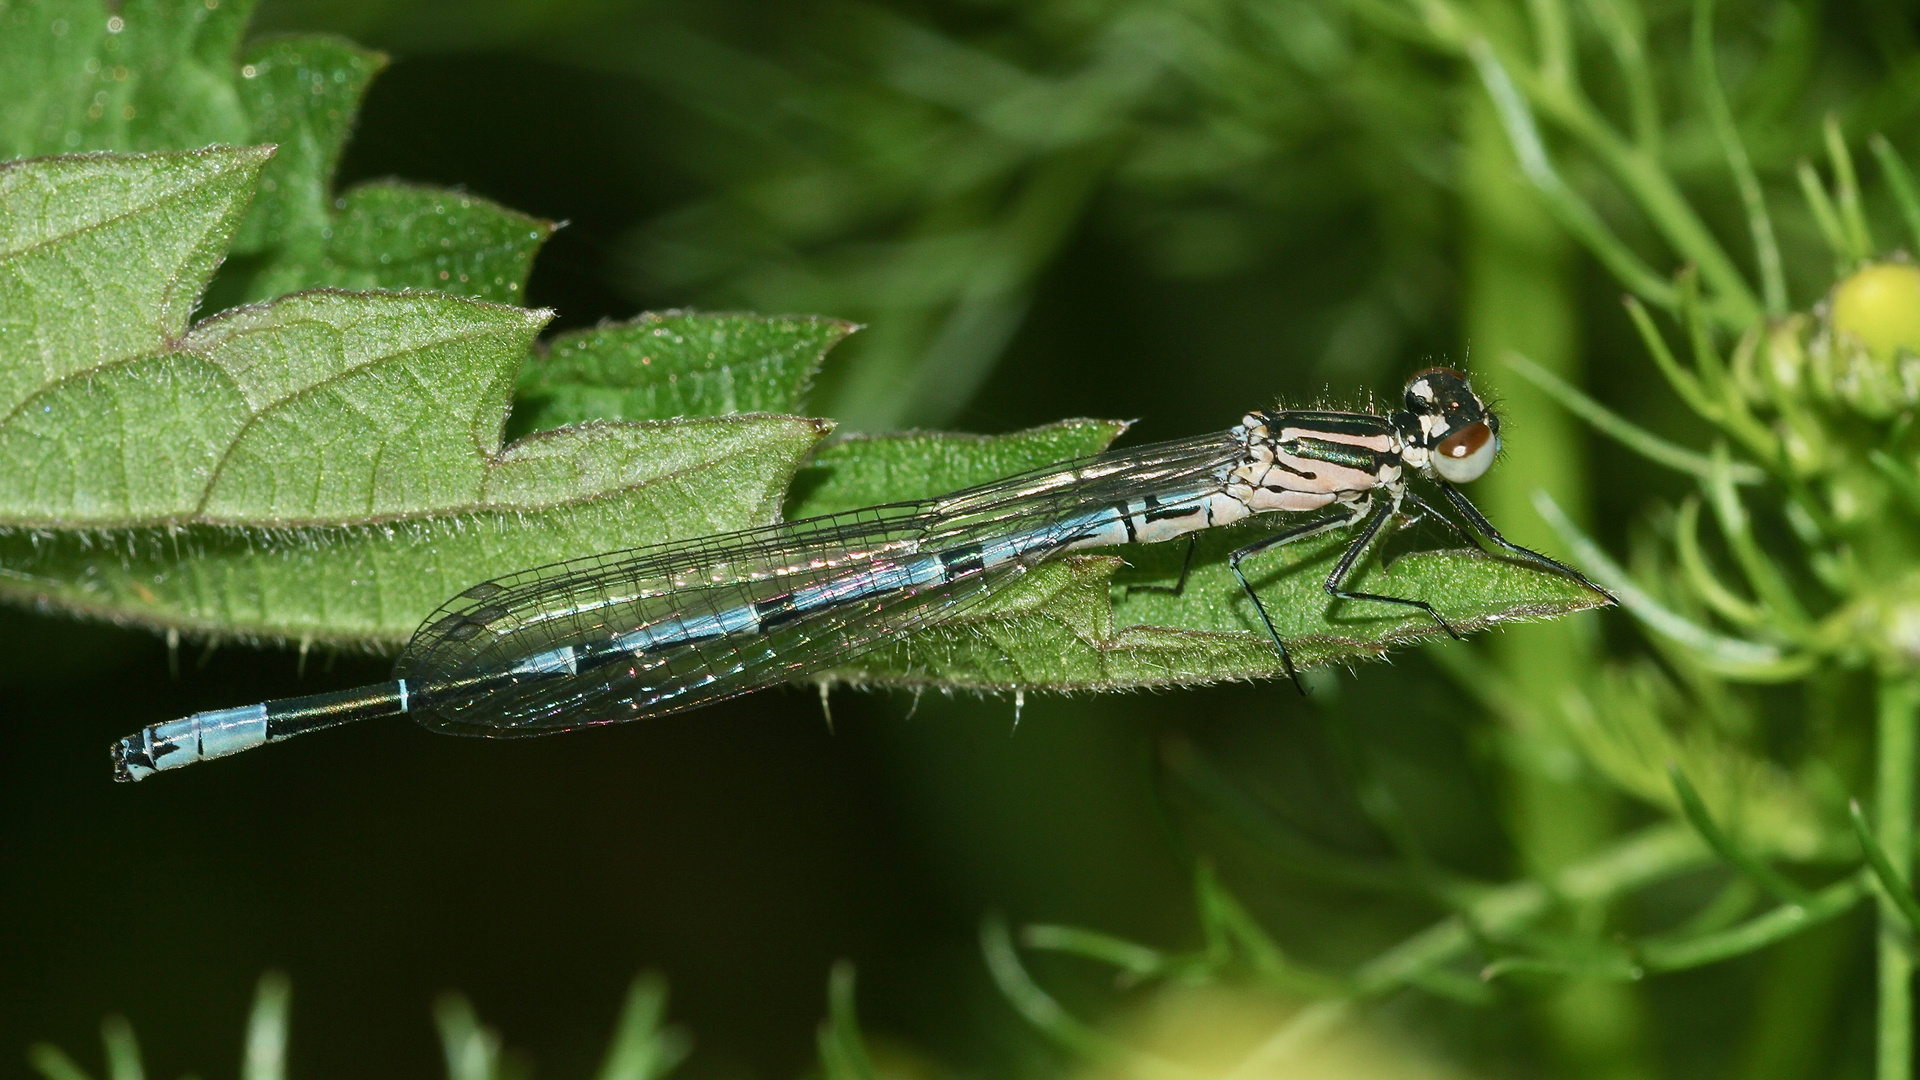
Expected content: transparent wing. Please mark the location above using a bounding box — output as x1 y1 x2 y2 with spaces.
395 429 1242 736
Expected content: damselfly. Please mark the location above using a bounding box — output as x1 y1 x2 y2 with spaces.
110 368 1608 782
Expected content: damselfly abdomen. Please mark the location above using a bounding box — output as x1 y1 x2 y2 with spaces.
111 368 1609 781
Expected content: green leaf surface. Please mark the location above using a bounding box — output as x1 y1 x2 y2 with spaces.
0 144 269 401
828 525 1602 692
0 412 827 645
0 148 564 527
225 33 381 258
787 419 1125 516
0 146 835 645
511 311 855 436
0 0 255 159
1 0 548 308
216 34 550 307
1 289 559 527
301 182 550 304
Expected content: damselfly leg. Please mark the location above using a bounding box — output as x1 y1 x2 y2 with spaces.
1322 500 1465 641
1437 482 1615 601
1228 508 1361 691
1398 490 1485 552
1230 491 1527 695
1125 535 1200 597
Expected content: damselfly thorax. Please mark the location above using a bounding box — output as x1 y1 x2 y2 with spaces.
110 368 1602 782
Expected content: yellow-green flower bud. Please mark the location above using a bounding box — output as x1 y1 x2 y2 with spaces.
1833 262 1920 364
1816 262 1920 418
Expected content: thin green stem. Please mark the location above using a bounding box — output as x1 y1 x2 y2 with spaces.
1481 876 1868 981
1022 924 1169 977
1870 134 1920 254
433 996 501 1080
1423 0 1760 322
1583 0 1659 154
1527 0 1575 89
1639 875 1868 971
1826 115 1875 260
1468 41 1678 308
1625 296 1720 420
26 1045 95 1080
1877 673 1920 1080
1676 271 1781 461
1674 496 1767 626
595 973 689 1080
1504 351 1766 484
1852 799 1920 933
1797 160 1853 273
99 1017 142 1080
1693 0 1786 316
1704 447 1811 633
1352 823 1709 998
1482 949 1644 981
1668 764 1812 902
1214 826 1710 1072
982 917 1201 1080
243 972 291 1080
1522 76 1760 323
1533 490 1817 681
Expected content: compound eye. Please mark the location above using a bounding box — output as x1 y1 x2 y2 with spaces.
1433 421 1498 482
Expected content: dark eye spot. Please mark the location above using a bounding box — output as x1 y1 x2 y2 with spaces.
1438 422 1492 458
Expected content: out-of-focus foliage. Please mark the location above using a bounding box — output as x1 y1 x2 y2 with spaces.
31 971 692 1080
11 0 1920 1078
607 0 1465 431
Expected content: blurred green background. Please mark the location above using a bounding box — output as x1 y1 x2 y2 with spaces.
6 0 1920 1077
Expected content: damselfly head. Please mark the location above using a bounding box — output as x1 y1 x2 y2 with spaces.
1398 368 1500 483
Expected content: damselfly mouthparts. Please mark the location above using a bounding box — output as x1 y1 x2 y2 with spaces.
111 368 1609 782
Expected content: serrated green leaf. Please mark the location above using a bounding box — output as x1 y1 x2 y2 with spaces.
0 413 829 645
830 530 1602 691
2 1 550 308
510 311 856 435
1 289 559 527
0 147 836 645
0 0 255 159
0 150 568 527
226 33 381 260
0 144 269 397
308 183 550 304
217 34 554 306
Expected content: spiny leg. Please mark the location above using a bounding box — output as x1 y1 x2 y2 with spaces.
1229 510 1359 694
1436 482 1616 603
1324 501 1464 640
1126 535 1199 597
1400 490 1484 552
